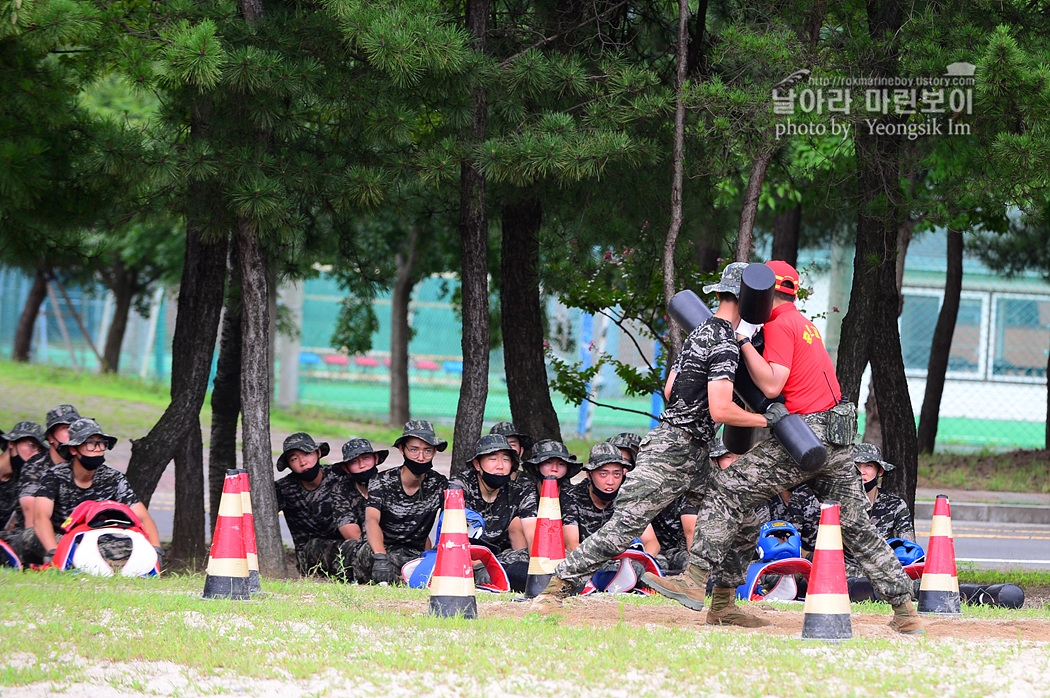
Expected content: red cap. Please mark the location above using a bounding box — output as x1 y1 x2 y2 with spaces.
766 261 799 296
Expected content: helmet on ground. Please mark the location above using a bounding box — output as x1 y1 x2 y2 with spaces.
887 538 925 565
756 520 801 561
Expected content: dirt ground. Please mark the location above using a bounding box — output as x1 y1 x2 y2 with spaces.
480 594 1050 641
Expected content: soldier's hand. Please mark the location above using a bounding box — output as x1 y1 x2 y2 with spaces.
372 553 397 584
43 548 56 566
764 402 789 428
153 545 164 569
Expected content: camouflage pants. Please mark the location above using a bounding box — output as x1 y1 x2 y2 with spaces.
354 543 423 584
554 423 715 586
691 411 913 606
299 537 363 581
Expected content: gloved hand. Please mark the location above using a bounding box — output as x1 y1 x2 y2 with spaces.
43 548 56 566
473 561 492 587
371 553 397 584
153 545 164 569
736 320 762 341
764 402 789 428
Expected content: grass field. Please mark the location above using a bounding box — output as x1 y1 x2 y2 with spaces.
0 572 1047 697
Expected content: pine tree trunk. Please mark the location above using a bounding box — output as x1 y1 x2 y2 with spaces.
663 0 690 362
735 149 773 262
451 0 490 480
770 203 801 267
917 228 963 454
103 260 134 374
172 418 207 563
501 194 562 442
12 269 47 362
237 222 286 577
125 226 226 505
389 227 418 427
209 239 242 531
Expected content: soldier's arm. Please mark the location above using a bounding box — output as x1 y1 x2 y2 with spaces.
681 514 697 548
640 524 660 557
738 341 790 397
365 507 385 554
708 379 769 427
34 498 58 553
339 522 362 541
563 524 580 553
663 370 677 401
520 516 537 552
131 503 161 546
894 501 916 542
18 495 36 530
507 516 527 551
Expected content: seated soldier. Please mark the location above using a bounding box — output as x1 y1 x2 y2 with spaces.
17 406 81 532
487 422 530 481
6 421 47 533
0 429 15 529
566 442 659 556
356 421 449 584
454 434 530 590
274 432 360 580
846 443 915 576
33 418 161 566
649 493 697 574
332 437 389 530
517 439 582 553
605 433 642 467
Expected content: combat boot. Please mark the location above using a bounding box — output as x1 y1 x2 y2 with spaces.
530 576 573 610
889 600 926 635
705 588 771 628
642 564 708 611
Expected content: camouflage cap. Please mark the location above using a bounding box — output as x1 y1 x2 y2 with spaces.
62 418 117 450
582 441 634 472
522 439 582 481
708 437 729 459
468 433 520 468
45 404 81 433
606 432 642 452
276 432 330 472
853 442 894 472
7 421 47 448
702 262 748 296
334 437 388 468
393 420 448 452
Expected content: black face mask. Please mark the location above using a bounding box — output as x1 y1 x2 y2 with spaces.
9 453 24 475
350 465 377 484
479 470 511 490
404 458 433 476
79 454 106 471
293 462 322 482
591 483 619 502
864 477 879 492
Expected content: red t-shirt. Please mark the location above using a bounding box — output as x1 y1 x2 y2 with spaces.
762 303 841 414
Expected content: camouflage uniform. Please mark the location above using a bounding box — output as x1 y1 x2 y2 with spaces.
786 484 821 552
551 314 740 586
650 494 698 572
18 450 61 502
690 413 915 606
275 466 360 578
354 465 448 582
563 479 618 542
844 491 914 576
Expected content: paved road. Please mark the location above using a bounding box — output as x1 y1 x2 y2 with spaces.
915 519 1050 571
149 491 1050 570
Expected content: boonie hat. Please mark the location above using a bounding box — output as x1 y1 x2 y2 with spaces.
522 439 582 481
702 262 748 296
766 260 800 296
6 421 46 448
63 418 117 450
488 421 532 451
276 432 330 472
606 432 641 453
393 420 448 452
468 434 520 468
45 404 82 433
853 442 893 472
582 442 634 472
335 437 388 468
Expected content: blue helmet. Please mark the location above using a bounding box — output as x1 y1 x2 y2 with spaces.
756 520 801 561
434 508 486 542
887 538 925 565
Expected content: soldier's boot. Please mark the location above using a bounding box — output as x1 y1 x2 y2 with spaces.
642 564 708 612
889 600 926 635
530 576 574 610
705 588 771 628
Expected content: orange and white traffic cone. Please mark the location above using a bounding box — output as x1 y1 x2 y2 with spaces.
202 470 251 600
236 469 261 595
801 501 852 641
918 494 961 615
428 485 477 619
525 476 566 598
